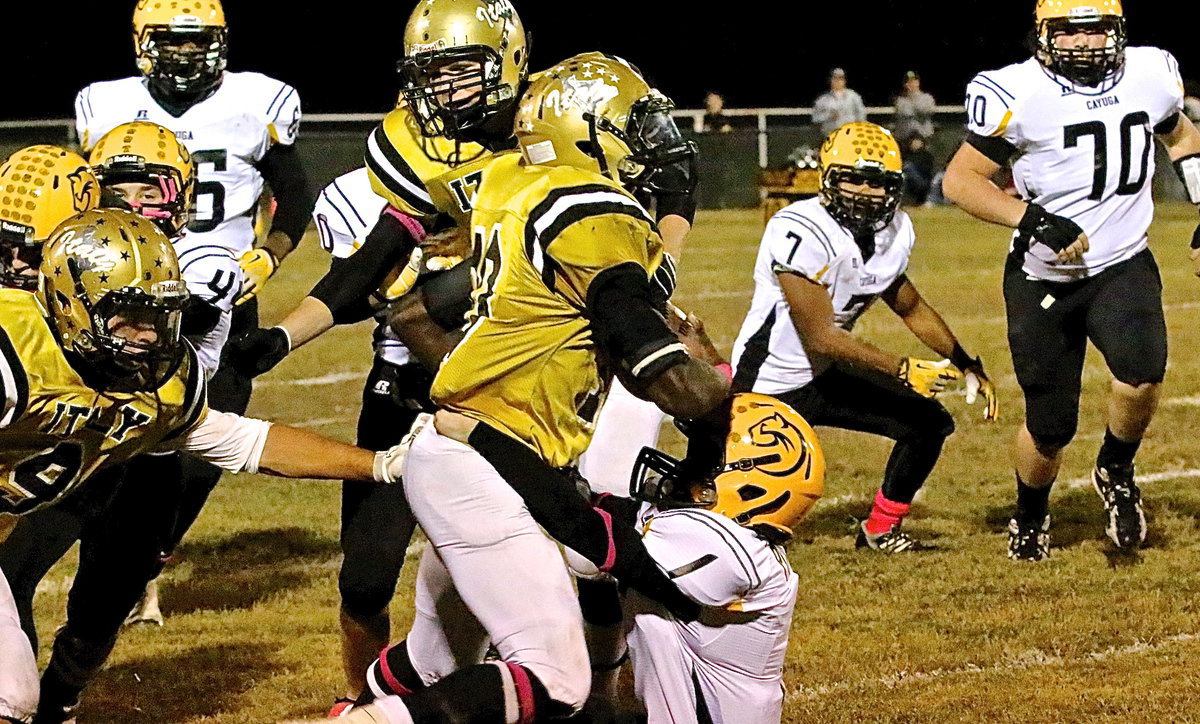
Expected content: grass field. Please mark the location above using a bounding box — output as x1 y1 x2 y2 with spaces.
29 203 1200 723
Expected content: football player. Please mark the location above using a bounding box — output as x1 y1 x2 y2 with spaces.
619 394 824 723
343 53 729 724
942 0 1200 560
0 209 411 724
74 0 315 588
225 1 699 711
731 122 997 553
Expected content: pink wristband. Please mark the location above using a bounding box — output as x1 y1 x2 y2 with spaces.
715 363 733 381
383 205 427 241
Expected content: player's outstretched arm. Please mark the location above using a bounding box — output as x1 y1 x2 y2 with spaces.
1157 112 1200 276
883 276 997 419
778 270 903 375
175 409 417 483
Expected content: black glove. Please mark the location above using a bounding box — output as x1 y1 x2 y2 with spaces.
225 327 290 378
1016 203 1084 253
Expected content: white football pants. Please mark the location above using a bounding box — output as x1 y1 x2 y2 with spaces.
401 425 590 711
0 568 38 723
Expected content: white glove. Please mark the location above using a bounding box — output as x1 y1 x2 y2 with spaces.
372 412 433 483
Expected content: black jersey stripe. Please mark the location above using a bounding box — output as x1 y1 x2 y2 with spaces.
330 178 368 228
731 307 778 394
365 129 437 216
972 75 1013 109
163 342 207 441
265 83 290 118
654 508 761 588
0 323 30 426
320 189 358 237
270 88 297 124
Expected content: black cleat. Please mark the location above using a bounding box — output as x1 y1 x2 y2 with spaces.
1092 464 1146 548
1007 515 1050 561
855 521 924 553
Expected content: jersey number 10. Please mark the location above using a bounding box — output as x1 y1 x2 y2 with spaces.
1064 112 1152 201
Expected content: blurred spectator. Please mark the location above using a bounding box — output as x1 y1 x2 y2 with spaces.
901 134 935 205
702 91 734 133
1184 80 1200 123
893 71 936 141
813 68 866 136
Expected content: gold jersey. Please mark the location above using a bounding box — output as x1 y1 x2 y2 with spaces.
430 152 664 467
365 104 495 228
0 289 205 515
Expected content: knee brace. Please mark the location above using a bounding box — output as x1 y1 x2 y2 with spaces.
404 662 573 724
365 642 425 702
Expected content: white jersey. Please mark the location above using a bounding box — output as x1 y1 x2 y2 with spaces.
966 47 1184 281
175 234 242 378
731 198 915 395
626 505 798 724
313 168 411 367
75 72 302 256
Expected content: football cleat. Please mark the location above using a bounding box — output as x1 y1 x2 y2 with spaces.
1007 516 1051 562
328 697 356 718
125 579 164 627
1092 464 1146 548
855 521 924 553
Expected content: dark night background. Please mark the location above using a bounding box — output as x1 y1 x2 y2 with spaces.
3 1 1196 120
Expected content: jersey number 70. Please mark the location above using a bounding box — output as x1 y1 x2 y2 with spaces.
1063 112 1152 201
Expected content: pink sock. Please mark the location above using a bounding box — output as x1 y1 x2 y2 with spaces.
865 490 911 535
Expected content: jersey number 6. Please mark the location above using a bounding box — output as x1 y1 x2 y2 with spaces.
188 149 229 233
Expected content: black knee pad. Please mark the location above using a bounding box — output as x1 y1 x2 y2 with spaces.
405 662 572 724
338 576 395 622
364 642 424 702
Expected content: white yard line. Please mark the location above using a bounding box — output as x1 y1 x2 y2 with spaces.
1060 468 1200 489
1165 395 1200 408
790 633 1200 699
256 371 365 388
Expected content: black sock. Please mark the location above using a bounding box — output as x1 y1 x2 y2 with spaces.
1015 474 1052 525
1096 428 1141 470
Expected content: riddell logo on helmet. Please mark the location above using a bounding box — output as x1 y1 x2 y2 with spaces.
109 154 147 166
0 220 31 235
168 15 204 30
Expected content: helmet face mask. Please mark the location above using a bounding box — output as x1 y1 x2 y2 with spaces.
822 165 904 235
1037 13 1126 87
139 27 228 99
615 94 698 196
78 286 187 392
0 228 42 291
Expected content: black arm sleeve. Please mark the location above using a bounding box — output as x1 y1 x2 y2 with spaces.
586 263 688 380
467 423 700 621
964 132 1019 166
255 144 315 246
309 211 417 320
652 190 697 226
1154 111 1183 136
180 297 222 337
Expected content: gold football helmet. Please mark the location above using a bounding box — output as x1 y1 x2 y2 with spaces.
632 393 825 542
0 146 100 290
133 0 228 99
515 53 697 194
90 121 196 238
39 209 188 392
399 0 529 139
819 122 904 234
1035 0 1126 87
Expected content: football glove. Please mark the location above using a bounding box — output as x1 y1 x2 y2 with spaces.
373 412 433 484
897 358 961 398
379 248 424 302
225 327 291 378
1016 203 1086 255
236 248 279 305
